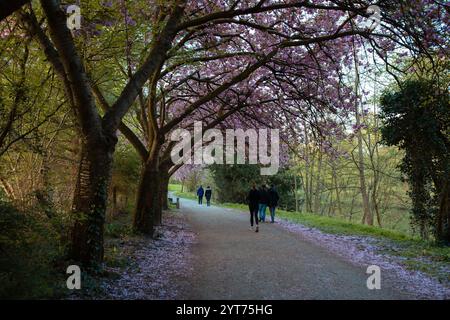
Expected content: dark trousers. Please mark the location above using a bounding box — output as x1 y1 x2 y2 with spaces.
269 206 276 222
206 198 211 206
198 196 203 204
249 205 259 227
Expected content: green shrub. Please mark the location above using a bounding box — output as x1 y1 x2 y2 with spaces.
0 201 66 299
105 222 131 239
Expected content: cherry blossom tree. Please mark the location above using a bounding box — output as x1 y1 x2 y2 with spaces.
7 0 447 266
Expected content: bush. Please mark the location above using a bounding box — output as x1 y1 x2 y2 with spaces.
105 221 131 239
210 164 296 210
0 201 66 299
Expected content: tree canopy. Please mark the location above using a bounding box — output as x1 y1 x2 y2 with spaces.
1 0 448 269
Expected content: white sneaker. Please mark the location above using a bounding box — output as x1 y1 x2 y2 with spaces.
255 225 259 233
249 226 254 231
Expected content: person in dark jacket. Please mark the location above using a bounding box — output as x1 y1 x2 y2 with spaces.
258 185 269 222
246 183 260 232
268 184 280 223
197 185 204 205
205 186 212 206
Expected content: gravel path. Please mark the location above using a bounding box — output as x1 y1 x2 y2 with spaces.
88 197 447 300
178 198 422 300
277 219 449 299
98 212 196 300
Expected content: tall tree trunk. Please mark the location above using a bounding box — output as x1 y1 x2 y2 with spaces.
370 72 382 228
160 171 170 211
308 152 315 213
153 177 163 227
410 152 430 240
356 108 372 225
153 168 167 227
313 152 323 214
112 186 118 216
294 173 299 213
372 183 382 227
36 150 54 219
70 141 114 266
352 38 372 226
155 161 172 224
436 179 450 244
304 166 311 212
133 160 160 235
303 124 314 213
332 164 343 217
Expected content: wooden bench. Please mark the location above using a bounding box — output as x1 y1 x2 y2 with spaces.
168 196 180 209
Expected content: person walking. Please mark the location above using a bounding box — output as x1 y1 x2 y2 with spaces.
258 185 269 222
247 183 260 232
268 184 280 223
197 185 204 205
205 186 212 206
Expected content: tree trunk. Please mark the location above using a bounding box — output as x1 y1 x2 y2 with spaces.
372 184 382 228
352 38 372 226
303 123 313 213
153 177 163 227
294 173 299 213
313 152 323 214
155 162 171 225
436 179 450 244
112 186 118 216
356 116 372 225
70 141 114 266
411 160 430 240
332 164 343 217
133 161 160 235
161 172 169 211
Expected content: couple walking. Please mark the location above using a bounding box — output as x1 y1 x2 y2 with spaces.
247 183 279 232
197 185 212 206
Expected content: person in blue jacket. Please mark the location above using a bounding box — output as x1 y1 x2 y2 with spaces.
197 185 204 205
